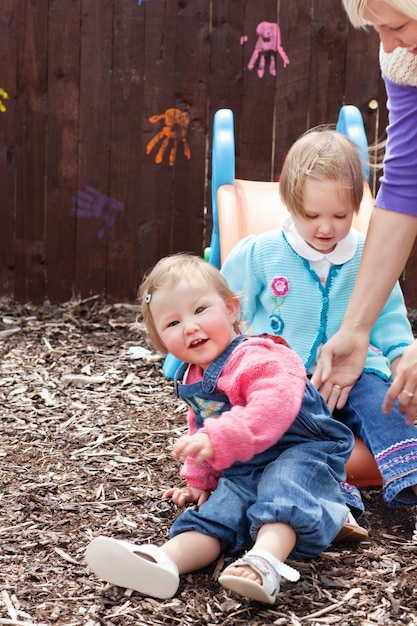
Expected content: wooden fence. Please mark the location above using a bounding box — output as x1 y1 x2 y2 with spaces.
1 0 415 308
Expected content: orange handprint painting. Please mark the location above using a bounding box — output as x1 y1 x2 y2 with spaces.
146 108 191 166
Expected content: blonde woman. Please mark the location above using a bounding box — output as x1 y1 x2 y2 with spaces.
314 0 417 425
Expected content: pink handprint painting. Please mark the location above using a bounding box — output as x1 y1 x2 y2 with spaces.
245 21 289 78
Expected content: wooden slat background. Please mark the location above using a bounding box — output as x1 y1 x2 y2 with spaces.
1 0 415 308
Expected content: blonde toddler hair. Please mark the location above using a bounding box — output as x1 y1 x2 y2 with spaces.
139 253 243 353
279 127 365 218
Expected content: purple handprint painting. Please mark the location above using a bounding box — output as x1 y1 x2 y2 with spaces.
72 186 124 239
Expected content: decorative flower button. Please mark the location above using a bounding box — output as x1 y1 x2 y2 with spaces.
269 276 290 335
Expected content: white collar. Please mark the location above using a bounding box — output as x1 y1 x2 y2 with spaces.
282 216 358 264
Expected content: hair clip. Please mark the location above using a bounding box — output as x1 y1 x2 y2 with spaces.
306 155 318 175
145 293 152 303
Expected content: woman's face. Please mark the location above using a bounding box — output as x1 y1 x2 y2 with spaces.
365 1 417 53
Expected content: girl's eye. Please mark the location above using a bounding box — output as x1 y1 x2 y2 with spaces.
195 306 206 314
167 320 179 328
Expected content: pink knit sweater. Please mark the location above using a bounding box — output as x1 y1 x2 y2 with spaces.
179 336 307 491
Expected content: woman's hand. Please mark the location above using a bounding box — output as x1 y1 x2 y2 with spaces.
172 432 214 465
163 485 210 507
311 327 369 411
383 339 417 424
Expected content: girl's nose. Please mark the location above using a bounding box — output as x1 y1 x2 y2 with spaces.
183 317 198 334
317 221 332 234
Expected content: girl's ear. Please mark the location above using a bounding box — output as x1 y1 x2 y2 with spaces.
226 297 240 323
148 327 167 354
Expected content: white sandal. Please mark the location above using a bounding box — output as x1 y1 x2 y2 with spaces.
218 548 299 604
85 536 179 599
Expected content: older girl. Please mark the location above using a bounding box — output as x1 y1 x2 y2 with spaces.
222 128 417 525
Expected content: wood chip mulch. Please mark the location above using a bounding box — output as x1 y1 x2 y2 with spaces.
1 297 417 626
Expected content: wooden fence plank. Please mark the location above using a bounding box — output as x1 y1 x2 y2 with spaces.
308 0 347 127
74 0 113 299
238 0 281 180
0 0 17 297
106 0 146 302
209 0 246 117
137 0 179 278
45 0 81 303
14 0 48 303
169 0 210 259
274 1 314 179
207 0 247 247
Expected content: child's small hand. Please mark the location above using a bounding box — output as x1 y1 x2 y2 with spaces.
173 433 214 465
163 485 210 507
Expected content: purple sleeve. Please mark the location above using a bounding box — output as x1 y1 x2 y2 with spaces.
376 77 417 216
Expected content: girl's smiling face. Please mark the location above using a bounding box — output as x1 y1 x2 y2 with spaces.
365 1 417 53
149 278 239 370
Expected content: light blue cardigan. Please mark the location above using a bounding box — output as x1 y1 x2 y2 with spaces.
221 229 414 381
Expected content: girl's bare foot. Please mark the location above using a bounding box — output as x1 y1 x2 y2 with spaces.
222 563 261 584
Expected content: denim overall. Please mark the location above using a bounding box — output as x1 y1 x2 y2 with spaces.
170 336 354 560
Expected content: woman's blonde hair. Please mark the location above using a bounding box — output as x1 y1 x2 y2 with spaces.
279 127 366 218
343 0 417 28
139 253 243 352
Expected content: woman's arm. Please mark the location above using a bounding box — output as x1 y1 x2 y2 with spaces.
312 207 417 409
313 73 417 405
324 206 417 337
342 207 417 331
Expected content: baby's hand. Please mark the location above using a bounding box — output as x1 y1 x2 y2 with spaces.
173 432 214 465
163 485 210 507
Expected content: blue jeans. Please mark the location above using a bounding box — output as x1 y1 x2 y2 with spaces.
171 380 353 560
335 372 417 507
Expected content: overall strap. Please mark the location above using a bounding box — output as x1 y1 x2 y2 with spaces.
174 335 248 396
174 361 189 397
202 335 247 392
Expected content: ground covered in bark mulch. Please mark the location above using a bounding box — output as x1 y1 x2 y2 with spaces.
1 297 417 626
